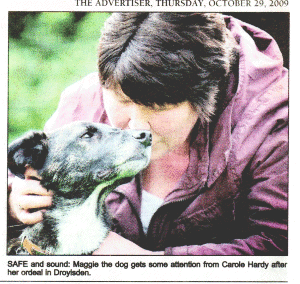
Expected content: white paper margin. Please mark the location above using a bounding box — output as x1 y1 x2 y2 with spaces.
1 1 297 283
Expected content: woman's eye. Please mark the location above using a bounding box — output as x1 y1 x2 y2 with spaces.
151 104 172 112
118 99 132 105
116 95 133 105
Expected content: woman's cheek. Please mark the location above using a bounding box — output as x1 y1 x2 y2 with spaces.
103 99 128 128
110 110 129 129
149 115 175 136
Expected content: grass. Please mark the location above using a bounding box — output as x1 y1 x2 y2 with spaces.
8 12 110 143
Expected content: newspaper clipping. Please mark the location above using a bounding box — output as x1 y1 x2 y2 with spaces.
1 0 295 283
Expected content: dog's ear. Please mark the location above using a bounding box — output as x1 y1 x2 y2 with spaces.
8 131 48 179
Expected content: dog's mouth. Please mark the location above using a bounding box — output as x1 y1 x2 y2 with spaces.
94 154 150 183
94 168 117 181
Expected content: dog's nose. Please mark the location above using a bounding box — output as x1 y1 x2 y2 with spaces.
131 130 152 147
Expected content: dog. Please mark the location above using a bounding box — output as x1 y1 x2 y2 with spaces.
8 121 152 255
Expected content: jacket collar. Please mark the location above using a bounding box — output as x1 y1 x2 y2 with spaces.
112 177 142 215
207 70 238 187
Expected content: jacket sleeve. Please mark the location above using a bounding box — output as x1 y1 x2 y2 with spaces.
165 120 288 255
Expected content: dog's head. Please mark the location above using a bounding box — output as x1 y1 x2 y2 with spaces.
8 121 152 197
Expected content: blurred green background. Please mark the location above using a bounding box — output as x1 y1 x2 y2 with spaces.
8 12 110 143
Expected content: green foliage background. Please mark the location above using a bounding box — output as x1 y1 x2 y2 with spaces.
8 12 110 143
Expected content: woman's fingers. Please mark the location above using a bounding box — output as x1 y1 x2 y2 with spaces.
17 209 45 225
17 195 53 210
9 174 53 225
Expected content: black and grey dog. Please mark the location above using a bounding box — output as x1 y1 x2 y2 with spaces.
8 121 151 255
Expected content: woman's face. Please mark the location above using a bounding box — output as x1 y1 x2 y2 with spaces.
102 87 199 160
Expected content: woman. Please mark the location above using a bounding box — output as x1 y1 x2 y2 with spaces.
8 13 288 255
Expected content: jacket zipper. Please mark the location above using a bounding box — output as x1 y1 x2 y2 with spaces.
145 193 199 248
111 184 205 248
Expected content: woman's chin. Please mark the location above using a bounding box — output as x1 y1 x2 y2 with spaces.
149 144 170 161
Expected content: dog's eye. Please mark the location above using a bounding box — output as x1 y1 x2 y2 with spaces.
81 132 94 139
81 126 98 139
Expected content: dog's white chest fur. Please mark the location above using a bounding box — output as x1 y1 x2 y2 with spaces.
53 185 109 255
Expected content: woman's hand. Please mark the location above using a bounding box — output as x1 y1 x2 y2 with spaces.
9 167 53 225
93 232 164 255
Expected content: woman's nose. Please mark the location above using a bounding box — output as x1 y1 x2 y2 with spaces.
128 119 151 130
128 105 151 130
